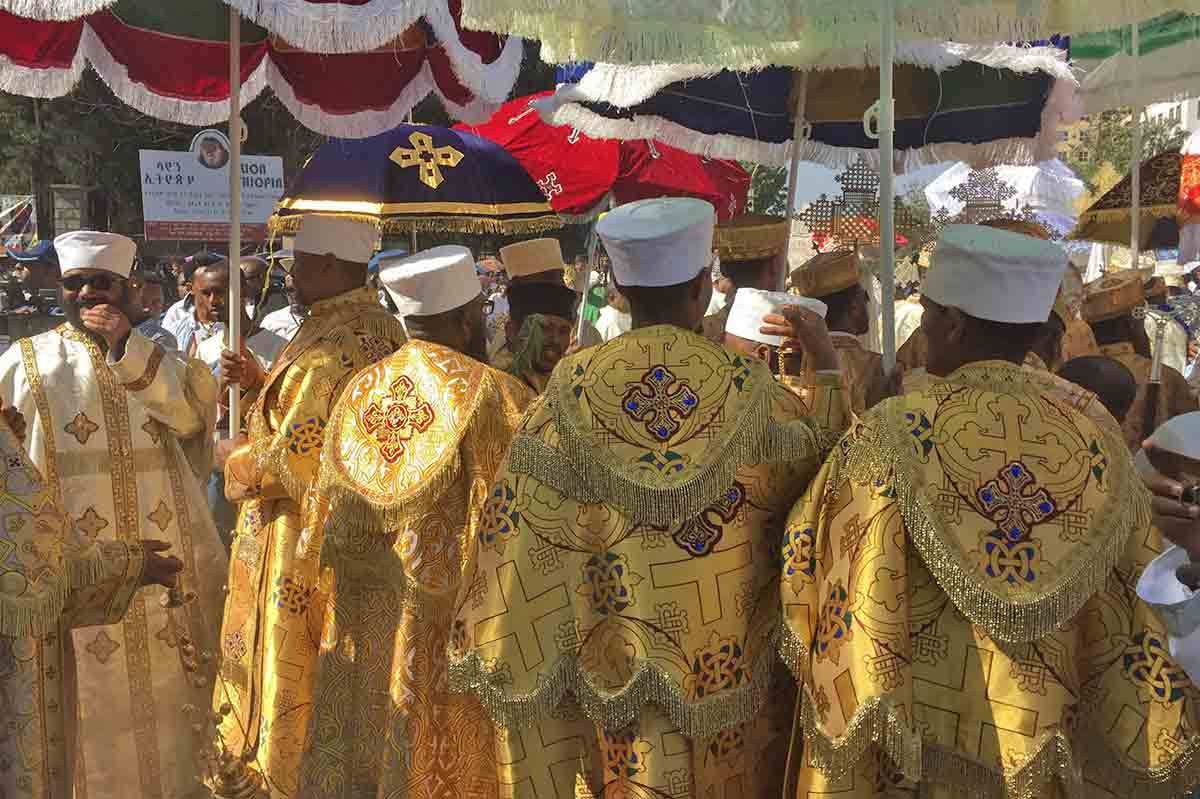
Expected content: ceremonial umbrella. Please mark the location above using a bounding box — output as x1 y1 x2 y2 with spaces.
0 0 521 135
268 124 562 237
1074 12 1200 114
924 160 1086 239
1070 149 1183 248
455 93 751 220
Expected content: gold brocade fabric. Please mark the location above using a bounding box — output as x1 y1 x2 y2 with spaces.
1098 342 1198 450
215 288 406 797
831 334 884 414
699 304 731 344
1061 319 1100 363
300 340 534 799
780 360 1200 799
449 325 847 798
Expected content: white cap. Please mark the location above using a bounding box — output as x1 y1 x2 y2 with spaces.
597 198 715 287
724 288 827 347
55 231 136 278
924 224 1067 324
294 214 378 264
379 245 481 317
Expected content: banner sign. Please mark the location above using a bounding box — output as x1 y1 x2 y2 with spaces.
140 130 284 241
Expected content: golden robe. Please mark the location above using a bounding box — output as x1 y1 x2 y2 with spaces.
0 325 226 799
831 332 885 414
300 339 533 799
1099 342 1198 450
216 287 406 796
0 414 146 799
780 360 1200 798
449 325 849 798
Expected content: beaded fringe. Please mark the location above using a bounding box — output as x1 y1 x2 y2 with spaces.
512 378 825 528
447 627 781 740
835 393 1149 645
268 211 564 238
0 543 106 639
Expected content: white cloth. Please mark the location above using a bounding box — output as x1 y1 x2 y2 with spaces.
895 298 925 350
259 305 304 344
594 305 632 341
55 230 136 277
380 245 481 316
924 224 1067 323
597 197 715 288
195 324 288 376
1137 546 1200 683
725 287 826 347
705 287 728 317
295 214 377 263
0 327 227 799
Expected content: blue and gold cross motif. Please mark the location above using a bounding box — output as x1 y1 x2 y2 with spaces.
390 131 464 190
622 365 699 442
977 461 1055 541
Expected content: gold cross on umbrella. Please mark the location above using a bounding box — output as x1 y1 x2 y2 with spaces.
390 131 464 190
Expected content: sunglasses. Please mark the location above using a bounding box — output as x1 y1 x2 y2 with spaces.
61 273 123 292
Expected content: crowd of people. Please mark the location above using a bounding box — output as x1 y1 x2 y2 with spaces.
4 199 1200 799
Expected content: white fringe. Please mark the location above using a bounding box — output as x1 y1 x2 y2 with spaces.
224 0 434 54
0 18 516 137
81 24 270 126
1078 45 1200 115
0 0 113 20
461 0 1192 67
542 98 1052 173
424 0 524 105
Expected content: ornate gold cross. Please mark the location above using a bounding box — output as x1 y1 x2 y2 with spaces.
390 131 464 190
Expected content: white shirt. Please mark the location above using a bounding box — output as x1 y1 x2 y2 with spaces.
894 298 925 351
259 306 304 344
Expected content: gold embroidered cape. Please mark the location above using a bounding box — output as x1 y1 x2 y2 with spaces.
299 340 533 799
0 325 225 799
215 287 405 797
1099 342 1198 451
0 414 146 799
449 325 849 798
779 360 1200 799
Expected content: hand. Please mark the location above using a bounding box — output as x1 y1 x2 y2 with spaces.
214 433 247 470
760 307 839 371
220 346 264 393
140 539 183 589
2 406 26 443
80 304 132 356
1142 442 1200 566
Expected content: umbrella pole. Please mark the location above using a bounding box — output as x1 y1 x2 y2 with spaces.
227 8 243 433
782 72 808 291
1131 22 1142 258
878 0 897 373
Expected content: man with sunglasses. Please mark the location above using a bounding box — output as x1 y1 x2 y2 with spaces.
213 214 407 796
0 230 228 799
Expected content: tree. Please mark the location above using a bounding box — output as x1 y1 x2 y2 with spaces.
1062 109 1188 195
744 163 787 216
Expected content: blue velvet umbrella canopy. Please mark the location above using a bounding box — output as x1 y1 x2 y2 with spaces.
269 123 562 235
545 39 1073 171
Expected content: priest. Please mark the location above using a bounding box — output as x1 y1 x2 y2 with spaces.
490 237 578 393
299 245 533 799
700 214 790 342
214 214 407 795
449 198 850 797
0 407 186 799
0 231 227 799
780 224 1193 798
790 248 885 412
1084 271 1197 449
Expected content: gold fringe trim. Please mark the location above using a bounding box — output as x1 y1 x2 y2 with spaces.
0 540 111 639
1075 203 1179 225
512 370 825 527
447 626 782 740
796 683 1200 799
268 211 566 237
833 373 1150 645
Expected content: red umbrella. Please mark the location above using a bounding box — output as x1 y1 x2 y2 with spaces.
615 140 749 221
458 92 750 220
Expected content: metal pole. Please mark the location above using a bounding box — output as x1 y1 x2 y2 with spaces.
227 8 242 431
879 0 897 372
1131 22 1142 258
782 73 808 291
